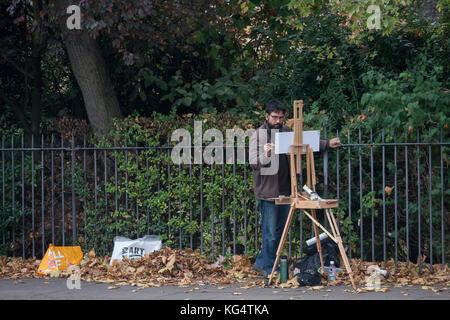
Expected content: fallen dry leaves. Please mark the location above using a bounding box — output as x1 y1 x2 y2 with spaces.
0 250 449 292
0 247 260 288
340 258 450 288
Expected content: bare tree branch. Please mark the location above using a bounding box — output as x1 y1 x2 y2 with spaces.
0 94 33 137
0 52 50 87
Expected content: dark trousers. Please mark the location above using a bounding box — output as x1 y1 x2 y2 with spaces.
254 200 290 274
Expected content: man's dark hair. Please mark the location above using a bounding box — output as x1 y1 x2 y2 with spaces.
265 99 287 114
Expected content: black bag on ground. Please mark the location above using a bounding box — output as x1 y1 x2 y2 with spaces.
293 237 340 286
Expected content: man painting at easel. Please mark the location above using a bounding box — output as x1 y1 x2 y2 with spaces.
249 99 341 277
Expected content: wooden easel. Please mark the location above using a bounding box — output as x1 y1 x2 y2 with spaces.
268 100 356 289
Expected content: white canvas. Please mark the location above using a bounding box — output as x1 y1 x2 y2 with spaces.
275 130 321 154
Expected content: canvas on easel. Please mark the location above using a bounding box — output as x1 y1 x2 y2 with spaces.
274 130 320 154
267 100 356 289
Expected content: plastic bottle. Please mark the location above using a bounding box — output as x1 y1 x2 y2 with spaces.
329 261 336 281
318 266 343 274
280 255 288 283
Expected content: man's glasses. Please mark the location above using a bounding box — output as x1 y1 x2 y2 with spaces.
269 114 285 121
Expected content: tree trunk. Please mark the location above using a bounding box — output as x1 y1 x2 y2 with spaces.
30 0 46 145
56 1 123 136
30 34 43 141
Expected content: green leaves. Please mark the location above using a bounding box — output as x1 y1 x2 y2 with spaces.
274 40 291 54
75 114 262 257
356 49 449 141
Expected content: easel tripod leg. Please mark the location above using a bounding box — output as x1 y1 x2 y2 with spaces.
326 209 357 289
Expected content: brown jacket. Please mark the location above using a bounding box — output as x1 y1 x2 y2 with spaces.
249 121 329 200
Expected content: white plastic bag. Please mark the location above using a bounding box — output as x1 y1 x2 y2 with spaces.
110 235 162 265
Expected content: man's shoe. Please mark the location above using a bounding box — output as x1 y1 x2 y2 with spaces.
252 264 268 277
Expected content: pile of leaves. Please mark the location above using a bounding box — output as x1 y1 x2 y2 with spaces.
342 258 450 288
0 247 261 288
1 249 449 291
273 257 450 293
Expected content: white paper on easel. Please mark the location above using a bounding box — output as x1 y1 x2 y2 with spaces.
274 130 321 154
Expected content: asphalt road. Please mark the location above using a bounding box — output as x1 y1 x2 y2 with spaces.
0 278 448 300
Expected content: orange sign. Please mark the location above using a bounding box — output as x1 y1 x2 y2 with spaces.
37 244 83 275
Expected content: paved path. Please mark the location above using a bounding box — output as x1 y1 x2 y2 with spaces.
0 278 448 300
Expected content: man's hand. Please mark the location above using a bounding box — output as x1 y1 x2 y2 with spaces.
264 143 274 157
329 137 342 148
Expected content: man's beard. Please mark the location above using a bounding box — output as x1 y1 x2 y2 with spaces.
267 122 282 129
